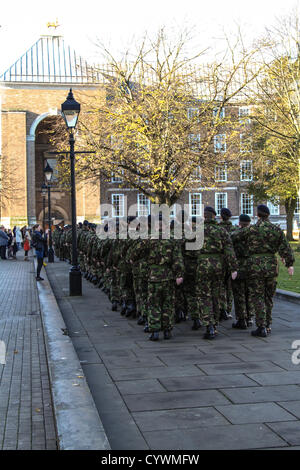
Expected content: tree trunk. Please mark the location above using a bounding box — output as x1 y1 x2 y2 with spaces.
285 197 297 241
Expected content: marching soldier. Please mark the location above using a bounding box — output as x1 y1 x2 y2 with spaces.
196 207 238 340
219 208 236 321
232 204 294 337
231 214 252 329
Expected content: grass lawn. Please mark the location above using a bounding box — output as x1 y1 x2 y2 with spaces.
277 242 300 294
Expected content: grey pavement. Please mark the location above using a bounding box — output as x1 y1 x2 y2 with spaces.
0 254 57 450
46 260 300 450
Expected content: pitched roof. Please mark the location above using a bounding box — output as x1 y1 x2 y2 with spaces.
0 34 102 84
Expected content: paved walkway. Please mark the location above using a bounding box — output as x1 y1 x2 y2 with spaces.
46 260 300 450
0 253 57 450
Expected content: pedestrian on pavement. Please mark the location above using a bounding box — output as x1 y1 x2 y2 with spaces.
23 228 31 261
15 226 23 252
32 224 46 281
0 226 9 259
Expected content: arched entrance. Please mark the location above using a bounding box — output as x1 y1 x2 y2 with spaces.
34 116 71 227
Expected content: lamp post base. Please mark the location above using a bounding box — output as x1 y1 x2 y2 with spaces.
69 267 82 296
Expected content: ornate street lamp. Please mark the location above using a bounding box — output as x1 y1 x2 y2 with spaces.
41 183 47 233
61 89 81 296
44 161 54 263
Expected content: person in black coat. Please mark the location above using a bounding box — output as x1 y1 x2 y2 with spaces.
32 224 47 281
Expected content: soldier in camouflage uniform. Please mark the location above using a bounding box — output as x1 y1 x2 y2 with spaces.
196 207 238 340
232 204 294 337
231 214 252 329
219 208 236 321
52 225 62 258
182 217 201 330
147 216 185 341
78 220 89 274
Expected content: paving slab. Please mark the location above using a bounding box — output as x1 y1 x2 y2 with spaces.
266 421 300 446
215 402 297 424
159 374 258 391
123 389 231 412
157 352 242 366
132 407 230 432
116 379 166 395
220 385 300 404
277 401 300 419
109 365 205 381
246 371 300 386
143 423 287 450
197 361 285 375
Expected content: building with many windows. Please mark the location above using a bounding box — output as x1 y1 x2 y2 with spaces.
1 29 299 230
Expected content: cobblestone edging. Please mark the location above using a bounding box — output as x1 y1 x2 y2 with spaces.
35 260 110 450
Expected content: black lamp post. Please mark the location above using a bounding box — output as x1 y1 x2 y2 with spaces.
44 162 54 263
61 88 82 296
41 183 47 233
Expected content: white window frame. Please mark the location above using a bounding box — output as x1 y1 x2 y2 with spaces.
267 200 280 216
241 193 253 216
187 107 199 120
213 106 225 120
189 193 202 217
214 134 226 153
191 164 202 181
188 133 201 151
112 194 125 218
215 163 227 182
239 106 251 124
215 193 228 216
240 160 253 181
137 193 151 216
111 170 124 183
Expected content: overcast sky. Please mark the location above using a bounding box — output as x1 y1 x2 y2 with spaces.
0 0 298 74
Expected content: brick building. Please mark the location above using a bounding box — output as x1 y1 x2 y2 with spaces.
1 30 299 229
0 29 101 227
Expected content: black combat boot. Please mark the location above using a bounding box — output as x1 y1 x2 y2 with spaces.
175 309 185 323
125 303 136 318
163 329 172 340
203 325 215 340
84 272 89 279
149 331 159 341
251 326 267 337
192 319 201 330
144 322 150 333
232 319 247 329
111 301 118 311
120 301 127 316
92 276 98 285
137 315 146 325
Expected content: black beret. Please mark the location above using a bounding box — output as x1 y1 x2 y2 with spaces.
239 214 251 222
83 220 89 226
221 208 232 218
257 204 270 215
204 206 217 216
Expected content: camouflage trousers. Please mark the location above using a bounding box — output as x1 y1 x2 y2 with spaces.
110 269 121 303
133 274 148 316
183 272 199 320
148 280 175 332
232 277 251 321
247 276 277 327
119 270 135 303
219 273 233 313
196 275 222 327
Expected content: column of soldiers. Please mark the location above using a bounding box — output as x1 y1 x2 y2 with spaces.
52 203 295 341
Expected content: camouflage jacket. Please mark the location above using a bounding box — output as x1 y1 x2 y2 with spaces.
148 236 185 282
197 219 238 277
232 226 250 278
219 220 236 235
232 219 294 277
